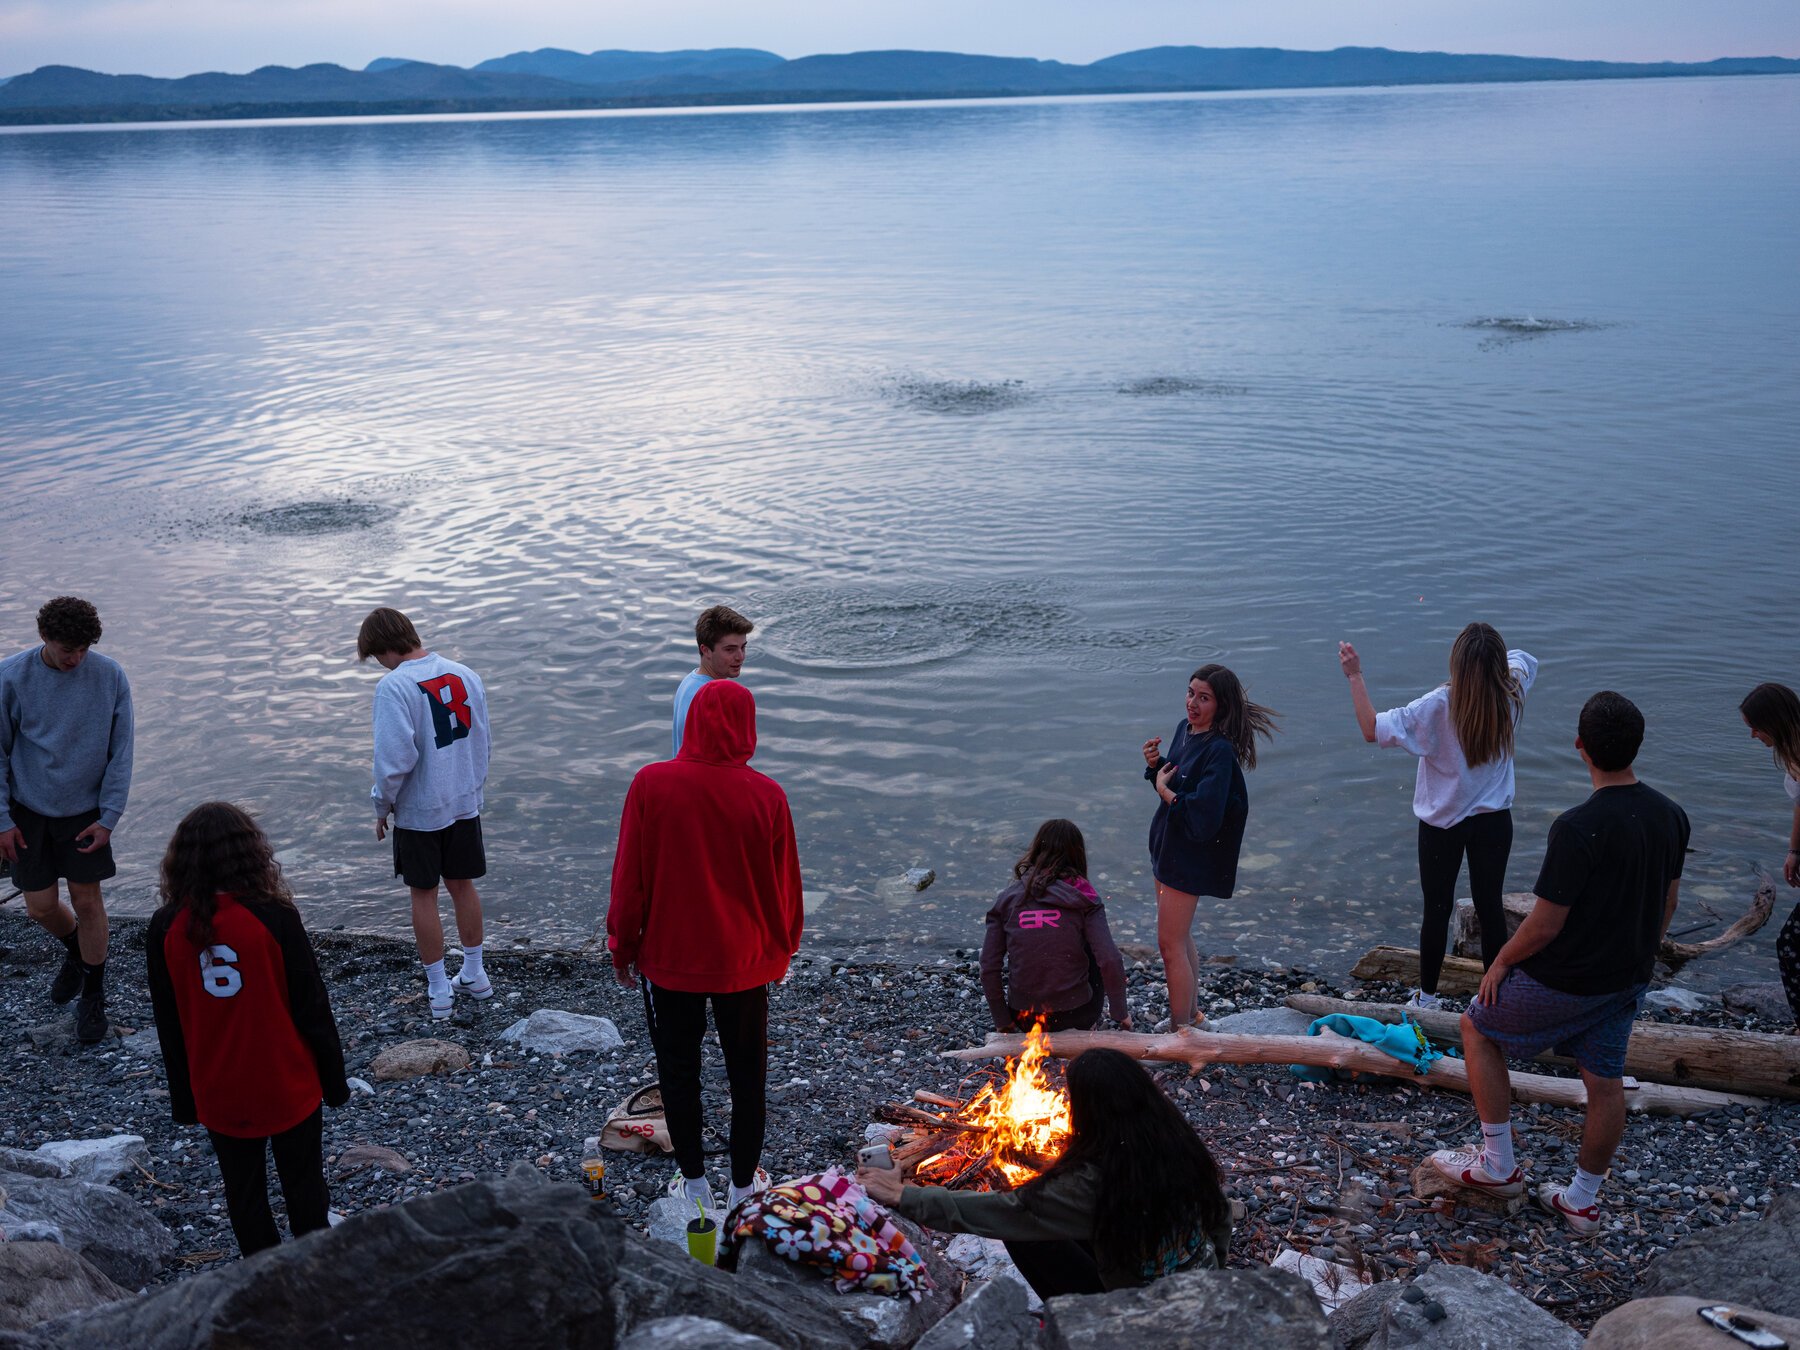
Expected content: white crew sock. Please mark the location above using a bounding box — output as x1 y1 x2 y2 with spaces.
1480 1119 1515 1177
729 1180 757 1208
1564 1165 1604 1210
681 1175 712 1203
460 943 484 979
424 958 451 997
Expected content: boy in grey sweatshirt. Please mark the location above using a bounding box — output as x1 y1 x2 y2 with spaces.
358 607 493 1019
0 597 134 1044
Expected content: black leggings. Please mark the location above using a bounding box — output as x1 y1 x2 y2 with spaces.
207 1105 330 1257
1778 901 1800 1026
643 980 768 1188
1418 810 1513 994
1005 1239 1106 1300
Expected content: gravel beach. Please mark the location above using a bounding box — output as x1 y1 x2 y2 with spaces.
2 904 1793 1332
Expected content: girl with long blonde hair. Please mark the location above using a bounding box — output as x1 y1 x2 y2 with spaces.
1339 624 1537 1009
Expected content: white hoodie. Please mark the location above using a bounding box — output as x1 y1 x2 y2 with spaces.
370 653 491 832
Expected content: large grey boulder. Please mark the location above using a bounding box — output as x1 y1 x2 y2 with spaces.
0 1152 65 1182
1722 982 1792 1023
30 1137 149 1187
0 1241 132 1331
1201 1008 1316 1037
1586 1296 1800 1350
1639 1188 1800 1317
913 1276 1042 1350
1328 1279 1402 1350
0 1171 175 1288
20 1166 858 1350
1374 1263 1580 1350
621 1317 784 1350
500 1009 624 1056
1044 1266 1332 1350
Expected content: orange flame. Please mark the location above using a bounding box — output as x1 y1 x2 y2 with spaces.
918 1022 1071 1188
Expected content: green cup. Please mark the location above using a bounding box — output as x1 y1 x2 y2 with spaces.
686 1216 718 1266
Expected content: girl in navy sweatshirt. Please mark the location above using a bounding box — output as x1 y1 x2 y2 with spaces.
1141 665 1279 1029
147 802 348 1257
981 819 1131 1033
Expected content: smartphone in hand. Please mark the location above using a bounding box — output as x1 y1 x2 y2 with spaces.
858 1143 895 1171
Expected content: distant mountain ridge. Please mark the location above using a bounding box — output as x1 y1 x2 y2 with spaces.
3 43 1796 124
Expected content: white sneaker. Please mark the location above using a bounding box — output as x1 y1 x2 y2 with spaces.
450 964 492 999
1535 1182 1600 1235
668 1172 717 1209
1405 989 1443 1011
728 1167 772 1210
428 985 454 1020
1428 1147 1524 1198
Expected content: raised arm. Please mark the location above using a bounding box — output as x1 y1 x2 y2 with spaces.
1339 643 1378 743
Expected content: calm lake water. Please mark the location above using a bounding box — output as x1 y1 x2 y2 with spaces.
3 77 1797 986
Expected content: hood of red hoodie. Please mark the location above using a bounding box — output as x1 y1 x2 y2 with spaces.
677 678 756 766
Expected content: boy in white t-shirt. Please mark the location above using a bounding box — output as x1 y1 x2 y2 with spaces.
1340 623 1537 1009
359 607 493 1019
672 605 752 758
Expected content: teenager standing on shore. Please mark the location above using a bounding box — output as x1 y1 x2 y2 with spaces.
1141 665 1278 1029
672 605 752 758
359 607 493 1020
1339 624 1537 1010
609 679 803 1213
0 597 134 1045
147 802 348 1257
1739 682 1800 1032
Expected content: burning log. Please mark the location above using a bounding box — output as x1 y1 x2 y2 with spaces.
1283 992 1800 1101
942 1027 1767 1118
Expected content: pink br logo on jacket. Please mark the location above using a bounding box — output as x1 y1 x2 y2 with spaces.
1018 909 1062 929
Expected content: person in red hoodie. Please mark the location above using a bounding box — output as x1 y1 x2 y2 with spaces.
608 678 803 1214
146 802 348 1256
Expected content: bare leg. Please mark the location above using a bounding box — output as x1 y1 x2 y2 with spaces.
444 878 484 949
1576 1070 1627 1175
1156 881 1200 1027
23 886 76 941
410 886 444 964
1459 1014 1514 1125
66 881 107 965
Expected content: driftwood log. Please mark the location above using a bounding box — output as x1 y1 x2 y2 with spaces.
1661 872 1777 964
1285 993 1800 1100
943 1027 1765 1117
1350 946 1484 994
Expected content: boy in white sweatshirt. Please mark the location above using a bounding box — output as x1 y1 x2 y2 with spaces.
359 607 493 1018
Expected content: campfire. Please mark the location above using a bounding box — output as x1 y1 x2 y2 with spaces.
878 1024 1072 1191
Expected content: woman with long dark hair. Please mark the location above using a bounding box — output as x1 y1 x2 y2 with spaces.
980 819 1131 1033
857 1048 1231 1298
1740 682 1800 1031
1340 623 1537 1010
1141 664 1278 1028
145 802 348 1256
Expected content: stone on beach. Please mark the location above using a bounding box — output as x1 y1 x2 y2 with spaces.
1326 1279 1403 1350
0 1149 67 1181
29 1136 149 1186
368 1037 470 1080
1585 1296 1800 1350
0 1171 175 1288
499 1008 625 1056
621 1317 785 1350
1373 1263 1582 1350
1643 988 1717 1013
1043 1266 1332 1350
1639 1188 1800 1317
1722 982 1792 1022
333 1144 411 1175
1407 1163 1525 1217
913 1275 1041 1350
0 1240 132 1332
1201 1007 1316 1037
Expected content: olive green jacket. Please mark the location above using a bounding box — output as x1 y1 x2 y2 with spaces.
892 1163 1231 1291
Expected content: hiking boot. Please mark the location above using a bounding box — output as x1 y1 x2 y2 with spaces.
1535 1182 1600 1235
1427 1147 1524 1198
75 993 108 1044
50 952 83 1005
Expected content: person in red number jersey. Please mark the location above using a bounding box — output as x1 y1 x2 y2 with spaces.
146 802 348 1257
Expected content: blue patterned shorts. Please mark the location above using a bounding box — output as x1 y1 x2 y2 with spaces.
1467 969 1647 1079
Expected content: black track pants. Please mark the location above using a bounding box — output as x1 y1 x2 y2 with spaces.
207 1106 330 1257
643 980 768 1189
1778 900 1800 1026
1417 809 1514 993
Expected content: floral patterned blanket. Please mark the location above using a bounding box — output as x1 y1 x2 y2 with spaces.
722 1167 936 1300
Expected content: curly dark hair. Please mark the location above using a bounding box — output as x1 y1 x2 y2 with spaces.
1012 818 1089 903
37 596 102 648
158 802 296 948
1021 1048 1227 1276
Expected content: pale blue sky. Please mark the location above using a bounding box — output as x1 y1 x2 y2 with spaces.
3 0 1797 80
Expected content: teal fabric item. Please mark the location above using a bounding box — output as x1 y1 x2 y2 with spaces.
1288 1012 1445 1082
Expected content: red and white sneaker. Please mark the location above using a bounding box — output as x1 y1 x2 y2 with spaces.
1535 1182 1600 1235
1428 1148 1524 1198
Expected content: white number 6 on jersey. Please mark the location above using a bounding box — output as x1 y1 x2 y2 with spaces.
199 944 242 998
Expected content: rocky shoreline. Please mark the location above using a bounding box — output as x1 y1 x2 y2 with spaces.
2 905 1796 1334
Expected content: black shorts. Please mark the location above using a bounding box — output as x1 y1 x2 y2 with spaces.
6 802 116 892
392 816 486 890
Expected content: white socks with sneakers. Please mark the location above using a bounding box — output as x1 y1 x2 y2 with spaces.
1564 1165 1604 1210
460 943 484 980
729 1181 757 1209
680 1176 712 1203
424 957 451 999
1480 1119 1515 1178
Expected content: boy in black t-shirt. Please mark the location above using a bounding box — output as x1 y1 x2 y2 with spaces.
1428 692 1688 1235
